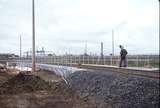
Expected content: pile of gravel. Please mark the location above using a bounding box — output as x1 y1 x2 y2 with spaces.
0 73 51 95
67 71 159 108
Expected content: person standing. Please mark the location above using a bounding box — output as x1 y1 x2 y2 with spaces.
119 45 128 67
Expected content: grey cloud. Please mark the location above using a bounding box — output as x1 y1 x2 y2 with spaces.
0 0 159 55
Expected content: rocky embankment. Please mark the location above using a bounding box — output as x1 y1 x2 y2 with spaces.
67 70 159 108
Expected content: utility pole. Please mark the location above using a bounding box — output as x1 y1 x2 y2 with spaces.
20 35 22 70
32 0 36 73
101 42 104 65
101 42 104 58
111 30 114 66
112 30 114 56
20 35 22 58
84 41 87 56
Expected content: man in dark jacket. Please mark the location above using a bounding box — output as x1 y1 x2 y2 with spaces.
119 45 128 67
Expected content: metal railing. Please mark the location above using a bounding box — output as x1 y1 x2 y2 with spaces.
3 55 158 69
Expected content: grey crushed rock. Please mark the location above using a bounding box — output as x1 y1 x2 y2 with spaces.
67 70 159 108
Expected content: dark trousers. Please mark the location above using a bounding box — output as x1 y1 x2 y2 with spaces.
119 57 127 67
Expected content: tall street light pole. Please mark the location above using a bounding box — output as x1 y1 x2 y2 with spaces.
111 30 114 66
20 35 22 58
20 35 22 70
112 30 114 56
32 0 36 73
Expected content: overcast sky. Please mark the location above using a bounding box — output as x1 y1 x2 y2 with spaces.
0 0 159 55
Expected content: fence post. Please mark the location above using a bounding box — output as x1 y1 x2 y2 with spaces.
103 56 105 65
110 55 112 66
71 55 72 66
69 55 71 66
92 56 94 64
55 56 57 65
83 55 84 64
147 55 150 68
88 56 89 64
64 55 65 65
53 56 55 65
96 56 97 64
57 56 59 65
136 55 139 67
79 55 80 64
75 56 76 64
127 56 128 67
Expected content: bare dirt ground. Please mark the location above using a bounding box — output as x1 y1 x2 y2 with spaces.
32 70 62 82
0 65 159 108
0 69 93 108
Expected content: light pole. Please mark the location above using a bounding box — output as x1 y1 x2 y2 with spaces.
112 30 114 56
20 35 22 58
101 42 104 65
32 0 36 73
111 30 114 66
20 35 22 70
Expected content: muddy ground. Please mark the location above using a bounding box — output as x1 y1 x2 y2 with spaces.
0 69 93 108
